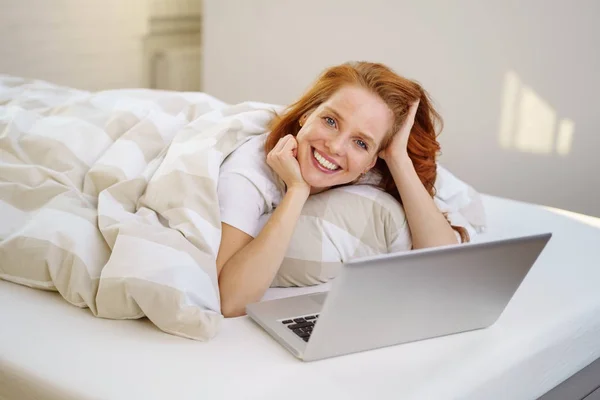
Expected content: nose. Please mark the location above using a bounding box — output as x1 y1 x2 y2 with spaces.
325 132 348 156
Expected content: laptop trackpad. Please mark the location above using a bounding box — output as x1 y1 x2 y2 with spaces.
310 293 328 306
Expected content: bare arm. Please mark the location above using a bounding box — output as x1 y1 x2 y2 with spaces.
387 156 458 249
380 100 457 250
217 134 310 317
217 187 309 317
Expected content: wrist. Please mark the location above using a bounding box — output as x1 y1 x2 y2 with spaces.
286 184 310 199
385 151 413 170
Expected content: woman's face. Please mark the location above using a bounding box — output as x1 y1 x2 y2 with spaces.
296 85 393 194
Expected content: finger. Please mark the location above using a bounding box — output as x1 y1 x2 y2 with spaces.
397 100 419 135
282 135 297 152
289 137 298 158
279 135 296 154
407 99 420 122
276 137 296 158
273 135 291 153
269 137 288 159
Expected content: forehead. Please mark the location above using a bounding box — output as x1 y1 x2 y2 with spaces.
320 85 393 142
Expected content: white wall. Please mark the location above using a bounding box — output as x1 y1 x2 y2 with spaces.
150 0 201 18
0 0 149 90
202 0 600 217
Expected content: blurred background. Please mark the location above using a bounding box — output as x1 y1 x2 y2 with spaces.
0 0 202 91
1 0 598 217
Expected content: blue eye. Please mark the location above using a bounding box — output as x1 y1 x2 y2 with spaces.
323 116 337 128
356 140 368 150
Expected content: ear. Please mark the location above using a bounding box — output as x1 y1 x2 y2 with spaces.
366 156 378 171
299 109 315 126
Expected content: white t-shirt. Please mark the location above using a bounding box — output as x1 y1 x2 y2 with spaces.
217 133 284 237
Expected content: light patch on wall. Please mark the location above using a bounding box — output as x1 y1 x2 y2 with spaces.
555 118 575 156
498 71 520 149
514 87 556 154
498 70 575 156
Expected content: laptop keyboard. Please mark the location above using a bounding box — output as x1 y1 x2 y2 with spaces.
281 314 319 342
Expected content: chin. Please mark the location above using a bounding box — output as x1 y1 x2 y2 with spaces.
302 174 328 191
304 173 348 193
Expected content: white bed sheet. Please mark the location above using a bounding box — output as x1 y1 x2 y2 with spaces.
1 195 600 400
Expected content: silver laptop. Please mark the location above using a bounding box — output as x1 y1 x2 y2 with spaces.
246 233 552 362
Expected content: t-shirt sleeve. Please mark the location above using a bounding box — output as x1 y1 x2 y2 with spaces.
217 172 267 238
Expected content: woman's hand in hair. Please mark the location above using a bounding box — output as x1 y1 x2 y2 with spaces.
379 99 420 163
267 134 309 193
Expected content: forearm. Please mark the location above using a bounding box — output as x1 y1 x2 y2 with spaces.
218 187 309 317
388 155 458 249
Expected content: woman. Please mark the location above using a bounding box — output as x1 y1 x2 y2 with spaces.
216 61 468 317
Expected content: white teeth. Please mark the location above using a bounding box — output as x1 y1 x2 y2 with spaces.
313 149 339 171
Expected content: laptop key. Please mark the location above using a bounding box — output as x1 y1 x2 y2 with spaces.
304 315 316 320
287 322 313 330
282 320 293 324
293 329 310 338
303 337 309 342
293 318 306 323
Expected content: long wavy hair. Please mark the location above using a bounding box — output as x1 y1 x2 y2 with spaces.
265 61 469 243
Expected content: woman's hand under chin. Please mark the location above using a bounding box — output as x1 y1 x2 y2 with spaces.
379 99 420 164
267 134 310 194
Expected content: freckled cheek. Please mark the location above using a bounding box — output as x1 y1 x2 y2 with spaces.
303 123 327 140
347 156 370 174
297 126 315 142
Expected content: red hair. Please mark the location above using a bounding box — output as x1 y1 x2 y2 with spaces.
265 61 469 243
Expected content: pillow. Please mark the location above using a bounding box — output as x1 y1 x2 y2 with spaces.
271 164 487 288
433 164 487 238
271 184 412 287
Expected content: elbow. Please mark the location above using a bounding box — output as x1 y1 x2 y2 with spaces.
221 302 247 318
219 291 248 318
218 273 266 318
219 280 246 318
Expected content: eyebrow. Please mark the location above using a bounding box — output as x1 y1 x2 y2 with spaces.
323 106 377 149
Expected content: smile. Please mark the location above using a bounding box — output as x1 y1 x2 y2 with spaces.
312 148 340 172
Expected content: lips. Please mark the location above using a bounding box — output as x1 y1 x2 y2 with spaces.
311 147 341 173
314 148 339 166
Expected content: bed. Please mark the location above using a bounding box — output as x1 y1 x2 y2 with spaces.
1 193 599 400
1 76 600 399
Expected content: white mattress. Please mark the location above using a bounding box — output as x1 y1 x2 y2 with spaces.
1 195 600 400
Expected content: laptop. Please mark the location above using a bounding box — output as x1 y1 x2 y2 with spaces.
246 233 552 362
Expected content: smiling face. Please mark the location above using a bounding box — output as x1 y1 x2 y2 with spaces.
295 85 394 194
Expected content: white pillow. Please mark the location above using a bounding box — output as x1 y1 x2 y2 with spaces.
272 184 412 287
272 165 487 287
